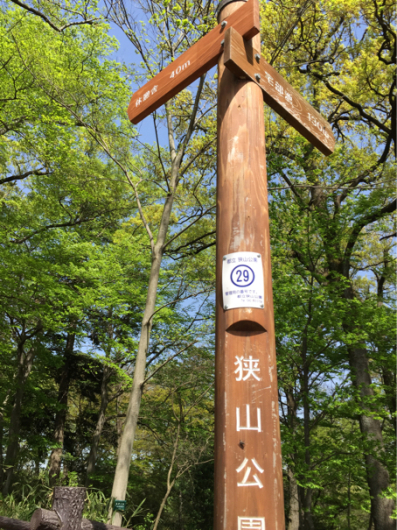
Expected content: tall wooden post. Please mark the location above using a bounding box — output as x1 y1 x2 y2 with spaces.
214 0 285 528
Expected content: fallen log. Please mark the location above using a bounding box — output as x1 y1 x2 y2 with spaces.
0 488 130 530
0 516 30 530
31 510 130 530
0 511 130 530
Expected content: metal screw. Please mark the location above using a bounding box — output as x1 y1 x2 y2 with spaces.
224 306 228 310
221 20 227 28
255 53 260 62
223 256 227 260
221 40 224 46
255 73 261 82
260 304 264 308
257 254 260 258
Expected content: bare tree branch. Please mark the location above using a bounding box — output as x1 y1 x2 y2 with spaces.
0 168 51 185
9 0 99 32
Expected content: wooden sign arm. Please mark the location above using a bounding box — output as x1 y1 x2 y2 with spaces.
223 27 335 156
127 0 259 124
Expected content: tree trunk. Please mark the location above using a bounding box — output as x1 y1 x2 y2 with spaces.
376 266 396 432
381 367 396 432
285 387 300 530
178 490 184 530
303 489 314 530
0 392 11 485
348 345 394 530
152 423 180 530
48 333 76 487
107 75 205 525
344 256 394 529
108 241 170 526
85 365 112 486
2 341 35 496
152 481 175 530
115 392 123 458
347 470 351 530
287 467 300 530
301 333 314 530
0 412 3 486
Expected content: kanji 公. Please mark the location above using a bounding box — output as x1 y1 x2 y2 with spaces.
236 458 264 488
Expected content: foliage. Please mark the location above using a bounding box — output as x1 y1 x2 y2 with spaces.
0 0 395 528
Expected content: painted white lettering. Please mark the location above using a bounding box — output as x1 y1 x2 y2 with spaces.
285 91 292 104
307 112 326 132
236 458 264 488
275 81 283 95
135 97 142 107
169 61 190 80
236 405 262 432
151 85 158 95
264 72 274 86
143 91 150 101
238 517 265 530
234 356 261 381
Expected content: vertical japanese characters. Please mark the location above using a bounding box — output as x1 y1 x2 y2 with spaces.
234 355 266 529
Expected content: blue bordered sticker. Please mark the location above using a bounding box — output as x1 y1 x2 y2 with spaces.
222 252 264 310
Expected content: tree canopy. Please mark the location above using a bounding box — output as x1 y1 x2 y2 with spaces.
0 0 395 529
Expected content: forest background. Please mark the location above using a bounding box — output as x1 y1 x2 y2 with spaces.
0 0 395 529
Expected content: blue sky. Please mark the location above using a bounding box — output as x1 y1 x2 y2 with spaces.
102 1 217 148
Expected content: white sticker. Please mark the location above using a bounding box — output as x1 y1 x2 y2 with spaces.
222 252 264 310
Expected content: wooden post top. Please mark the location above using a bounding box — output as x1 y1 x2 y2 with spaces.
127 0 335 157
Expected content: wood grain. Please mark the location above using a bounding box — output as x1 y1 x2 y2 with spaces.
30 510 130 530
127 0 259 124
0 517 30 530
224 27 335 156
52 487 85 530
30 509 61 530
0 490 130 530
214 1 285 528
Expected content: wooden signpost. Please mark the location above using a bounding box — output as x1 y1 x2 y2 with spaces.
127 0 260 124
223 26 335 156
128 1 335 528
